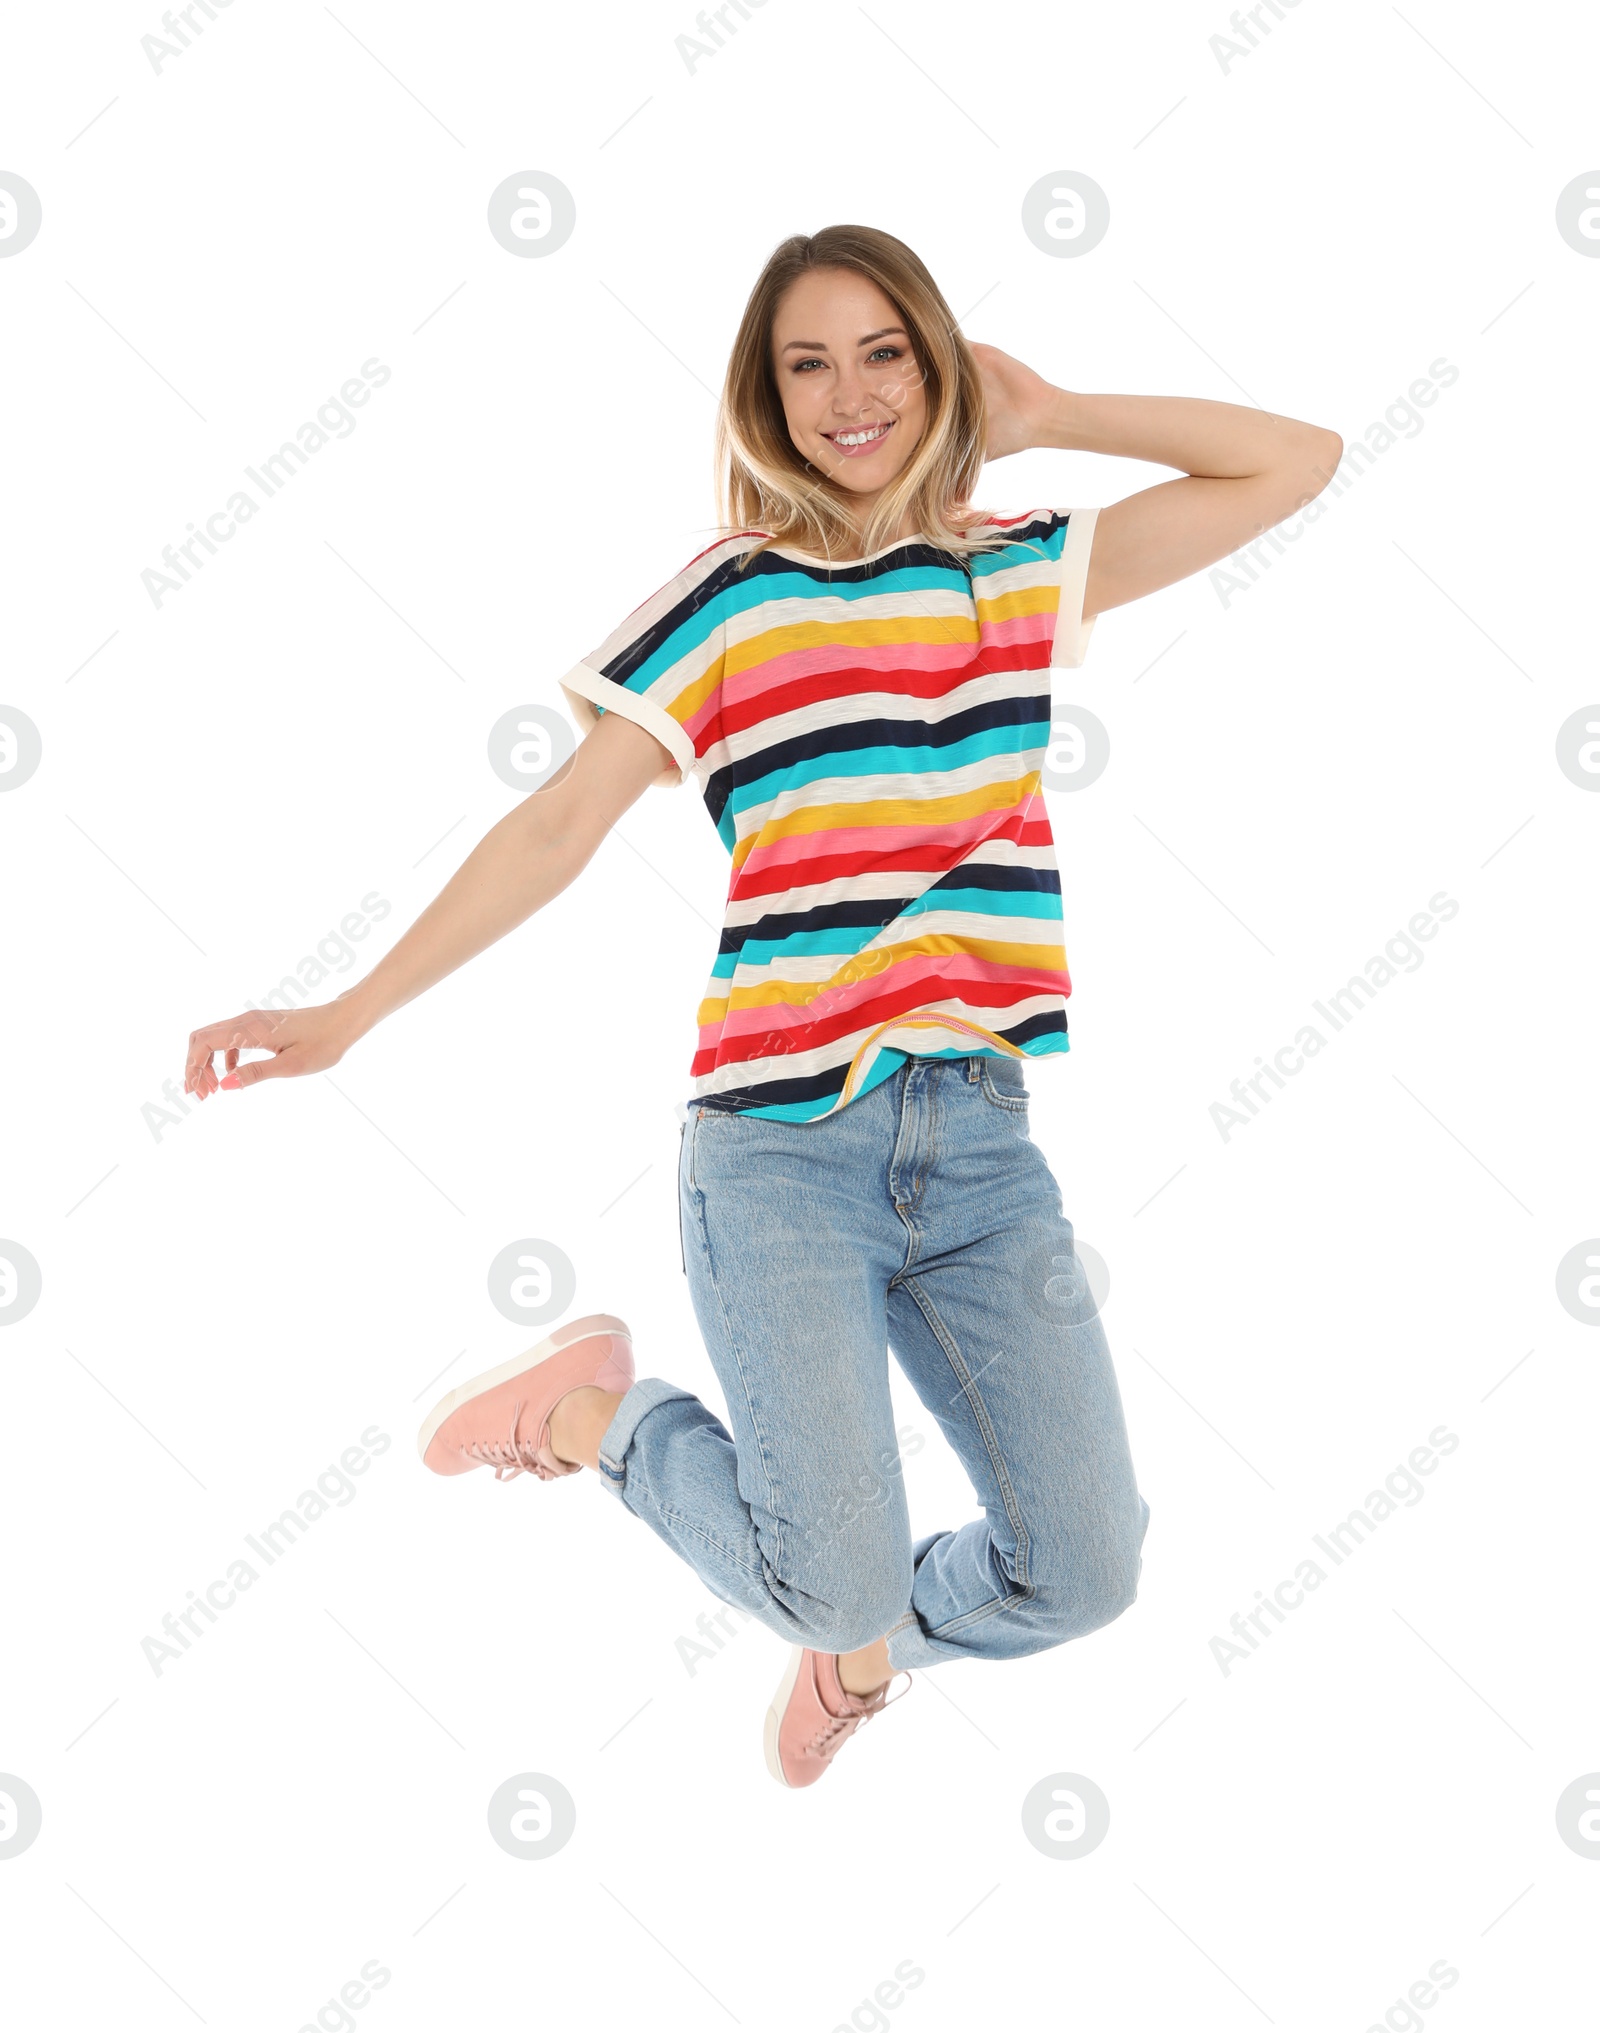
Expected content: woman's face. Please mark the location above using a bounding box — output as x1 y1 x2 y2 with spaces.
769 267 928 515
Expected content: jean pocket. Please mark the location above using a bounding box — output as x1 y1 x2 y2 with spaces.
684 1102 714 1193
978 1053 1030 1113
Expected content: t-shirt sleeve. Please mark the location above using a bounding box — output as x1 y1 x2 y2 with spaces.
558 538 738 791
1048 505 1101 669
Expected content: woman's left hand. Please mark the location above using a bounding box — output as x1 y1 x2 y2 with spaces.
971 343 1062 461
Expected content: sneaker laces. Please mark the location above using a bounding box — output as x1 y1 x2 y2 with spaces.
807 1669 913 1759
461 1398 557 1482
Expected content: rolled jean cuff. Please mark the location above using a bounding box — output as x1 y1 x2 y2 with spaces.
595 1375 700 1501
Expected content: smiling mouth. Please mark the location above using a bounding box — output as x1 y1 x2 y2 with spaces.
823 418 895 448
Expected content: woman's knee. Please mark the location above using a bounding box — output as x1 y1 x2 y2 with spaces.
774 1495 912 1651
781 1554 911 1654
793 1575 910 1651
1018 1501 1149 1645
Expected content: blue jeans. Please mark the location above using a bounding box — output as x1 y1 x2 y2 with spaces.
595 1051 1150 1672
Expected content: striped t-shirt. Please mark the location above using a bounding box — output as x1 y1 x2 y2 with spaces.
558 506 1100 1124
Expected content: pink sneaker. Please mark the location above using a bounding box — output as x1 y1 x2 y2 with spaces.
417 1313 635 1482
763 1645 912 1788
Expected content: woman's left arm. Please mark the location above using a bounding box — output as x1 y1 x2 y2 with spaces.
973 345 1343 619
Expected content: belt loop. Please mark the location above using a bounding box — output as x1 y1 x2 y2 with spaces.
966 1054 979 1082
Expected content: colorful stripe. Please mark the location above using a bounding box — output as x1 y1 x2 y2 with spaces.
558 507 1100 1121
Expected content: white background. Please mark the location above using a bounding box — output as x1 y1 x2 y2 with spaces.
2 1 1597 2027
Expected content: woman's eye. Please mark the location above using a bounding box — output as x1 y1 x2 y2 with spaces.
791 347 907 373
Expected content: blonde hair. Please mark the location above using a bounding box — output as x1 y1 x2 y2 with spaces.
711 224 1020 571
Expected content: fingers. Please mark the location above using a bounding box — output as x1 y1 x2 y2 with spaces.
186 1045 217 1100
186 1008 296 1098
225 1051 299 1089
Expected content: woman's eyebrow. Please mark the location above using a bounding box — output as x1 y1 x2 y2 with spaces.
779 326 909 352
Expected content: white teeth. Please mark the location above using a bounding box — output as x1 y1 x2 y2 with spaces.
834 423 889 447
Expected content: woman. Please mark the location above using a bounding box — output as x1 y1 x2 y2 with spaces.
185 224 1341 1790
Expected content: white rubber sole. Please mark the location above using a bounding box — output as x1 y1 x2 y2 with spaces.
763 1644 808 1787
415 1311 633 1462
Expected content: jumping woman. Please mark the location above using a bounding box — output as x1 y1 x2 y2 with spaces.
184 223 1340 1789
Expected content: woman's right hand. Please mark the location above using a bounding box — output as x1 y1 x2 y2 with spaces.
185 991 365 1100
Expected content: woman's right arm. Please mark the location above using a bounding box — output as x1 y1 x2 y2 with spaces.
184 708 675 1098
